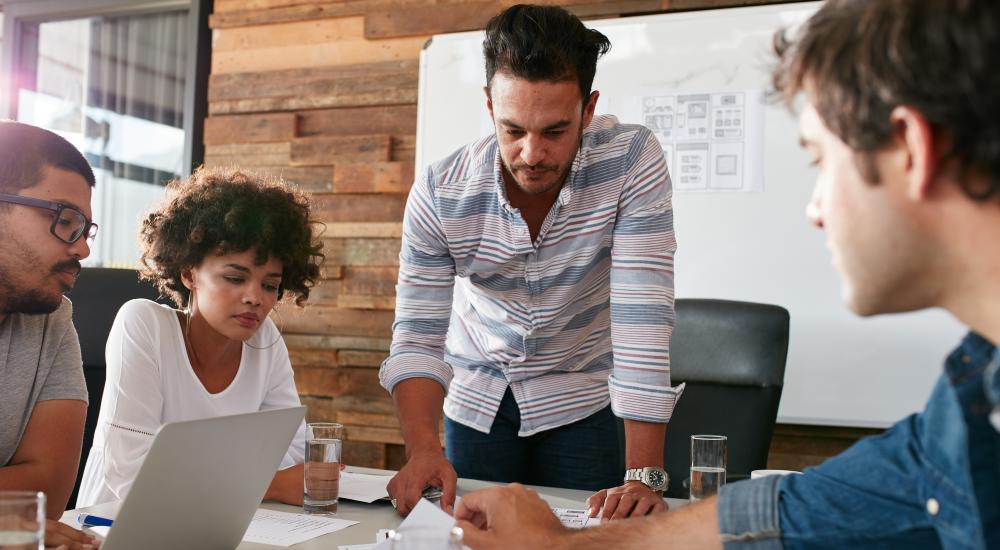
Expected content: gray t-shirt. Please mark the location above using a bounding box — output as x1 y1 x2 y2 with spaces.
0 297 88 466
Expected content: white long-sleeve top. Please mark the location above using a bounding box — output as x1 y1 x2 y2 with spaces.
78 299 305 507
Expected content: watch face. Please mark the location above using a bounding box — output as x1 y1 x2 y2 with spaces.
647 470 666 487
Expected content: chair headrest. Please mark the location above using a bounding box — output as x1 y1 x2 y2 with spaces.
68 268 163 366
670 298 790 387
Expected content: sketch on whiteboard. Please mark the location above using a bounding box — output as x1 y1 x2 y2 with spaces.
625 90 764 193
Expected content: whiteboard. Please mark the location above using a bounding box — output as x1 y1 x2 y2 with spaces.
415 2 966 428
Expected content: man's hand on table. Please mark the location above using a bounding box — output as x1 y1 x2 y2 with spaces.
587 481 668 521
455 483 571 550
386 449 457 516
46 519 100 549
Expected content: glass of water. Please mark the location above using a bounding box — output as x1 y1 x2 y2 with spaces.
388 526 464 550
690 434 727 501
304 422 344 515
0 491 44 550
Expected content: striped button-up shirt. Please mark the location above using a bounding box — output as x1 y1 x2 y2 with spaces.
380 115 683 436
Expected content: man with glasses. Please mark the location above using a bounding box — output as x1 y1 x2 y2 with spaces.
0 121 101 549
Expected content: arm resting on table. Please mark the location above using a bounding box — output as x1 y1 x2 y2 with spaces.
0 400 87 518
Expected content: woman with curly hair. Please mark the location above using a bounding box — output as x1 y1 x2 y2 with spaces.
77 167 324 507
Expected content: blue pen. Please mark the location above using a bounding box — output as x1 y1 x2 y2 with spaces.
77 513 114 527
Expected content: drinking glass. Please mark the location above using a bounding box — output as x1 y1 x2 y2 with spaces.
388 526 464 550
690 434 727 501
304 422 344 515
0 491 44 550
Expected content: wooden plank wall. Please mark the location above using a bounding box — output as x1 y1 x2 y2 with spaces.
206 0 861 472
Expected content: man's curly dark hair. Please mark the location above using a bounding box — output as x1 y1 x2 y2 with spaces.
139 166 324 308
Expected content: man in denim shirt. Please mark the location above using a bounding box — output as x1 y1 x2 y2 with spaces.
452 1 1000 548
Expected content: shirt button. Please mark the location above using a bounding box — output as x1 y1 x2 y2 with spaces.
961 355 972 364
926 498 940 516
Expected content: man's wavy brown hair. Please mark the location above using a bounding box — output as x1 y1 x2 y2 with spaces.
139 166 324 307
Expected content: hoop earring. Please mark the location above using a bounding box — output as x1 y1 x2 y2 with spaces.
245 304 283 350
184 288 196 337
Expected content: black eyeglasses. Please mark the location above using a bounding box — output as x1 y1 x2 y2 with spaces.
0 193 98 244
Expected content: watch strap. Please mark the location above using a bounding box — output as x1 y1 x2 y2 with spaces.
624 467 668 492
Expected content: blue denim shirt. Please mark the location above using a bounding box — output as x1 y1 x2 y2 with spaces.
717 332 1000 549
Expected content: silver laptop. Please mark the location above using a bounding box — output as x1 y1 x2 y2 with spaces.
95 407 305 550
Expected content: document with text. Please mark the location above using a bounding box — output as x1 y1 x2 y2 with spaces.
242 509 358 547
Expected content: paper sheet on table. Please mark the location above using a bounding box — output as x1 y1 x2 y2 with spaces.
552 508 600 528
372 498 459 550
242 509 358 547
365 500 594 549
337 528 393 549
340 471 392 503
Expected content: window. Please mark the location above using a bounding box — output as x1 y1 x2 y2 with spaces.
1 0 210 269
18 11 188 267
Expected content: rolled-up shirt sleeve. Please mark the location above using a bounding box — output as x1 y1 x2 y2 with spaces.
379 166 457 394
607 128 684 423
717 476 785 549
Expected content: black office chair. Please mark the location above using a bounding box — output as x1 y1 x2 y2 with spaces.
66 267 162 509
662 298 790 499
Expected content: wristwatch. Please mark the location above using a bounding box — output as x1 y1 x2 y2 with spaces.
624 466 669 493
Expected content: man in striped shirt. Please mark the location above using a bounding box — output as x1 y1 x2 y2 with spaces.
381 5 683 518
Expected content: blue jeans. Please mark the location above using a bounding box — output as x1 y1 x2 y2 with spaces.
717 332 1000 549
444 388 624 491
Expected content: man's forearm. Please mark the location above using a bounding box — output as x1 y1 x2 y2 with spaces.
0 464 73 518
392 377 447 458
623 419 667 468
2 400 86 518
568 496 721 550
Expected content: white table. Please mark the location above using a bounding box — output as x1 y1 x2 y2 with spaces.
63 467 687 548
